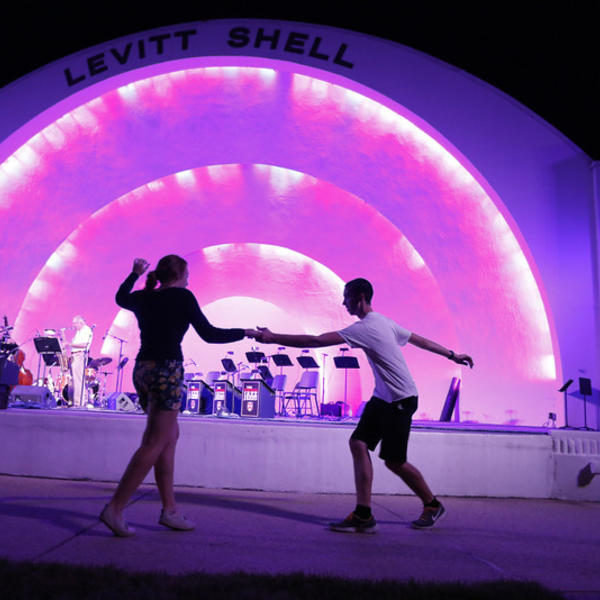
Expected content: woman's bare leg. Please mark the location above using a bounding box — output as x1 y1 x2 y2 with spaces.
107 405 179 516
154 419 179 512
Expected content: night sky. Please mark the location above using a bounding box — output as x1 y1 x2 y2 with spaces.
1 2 598 158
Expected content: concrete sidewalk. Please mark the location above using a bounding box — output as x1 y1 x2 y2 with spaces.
0 474 598 597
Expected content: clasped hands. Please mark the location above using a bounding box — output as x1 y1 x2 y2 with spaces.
244 326 274 344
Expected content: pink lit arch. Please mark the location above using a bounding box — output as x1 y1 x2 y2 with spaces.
1 54 561 424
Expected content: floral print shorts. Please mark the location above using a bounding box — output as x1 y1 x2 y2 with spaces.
132 360 184 411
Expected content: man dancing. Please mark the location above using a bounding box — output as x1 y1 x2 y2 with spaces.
256 278 473 532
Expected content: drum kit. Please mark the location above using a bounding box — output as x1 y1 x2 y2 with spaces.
60 355 113 407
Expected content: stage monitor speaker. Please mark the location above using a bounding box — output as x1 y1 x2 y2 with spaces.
240 379 275 418
9 385 55 409
106 392 138 412
320 402 344 417
0 358 19 386
439 377 461 422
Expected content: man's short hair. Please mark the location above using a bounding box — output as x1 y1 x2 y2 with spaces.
345 278 373 303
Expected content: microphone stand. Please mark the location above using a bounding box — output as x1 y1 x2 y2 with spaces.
105 332 128 393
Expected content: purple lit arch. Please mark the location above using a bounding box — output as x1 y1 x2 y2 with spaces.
1 20 595 425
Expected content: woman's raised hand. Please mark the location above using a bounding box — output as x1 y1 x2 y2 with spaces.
133 258 150 276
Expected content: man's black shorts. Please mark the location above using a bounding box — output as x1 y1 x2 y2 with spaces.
351 396 418 463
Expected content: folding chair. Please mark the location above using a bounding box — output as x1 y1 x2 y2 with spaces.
271 373 287 415
284 370 319 417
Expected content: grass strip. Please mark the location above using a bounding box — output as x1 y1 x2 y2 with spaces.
0 558 565 600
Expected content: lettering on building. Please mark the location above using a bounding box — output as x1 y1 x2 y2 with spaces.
227 27 354 69
63 29 197 87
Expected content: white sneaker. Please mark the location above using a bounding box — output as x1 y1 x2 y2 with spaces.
159 509 195 531
99 504 135 537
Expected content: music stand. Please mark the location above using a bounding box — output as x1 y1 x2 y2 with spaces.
559 379 574 429
272 354 293 367
297 355 319 369
34 337 61 364
221 358 237 373
257 365 274 389
246 352 266 364
333 354 360 411
33 336 63 381
579 377 593 431
333 356 360 369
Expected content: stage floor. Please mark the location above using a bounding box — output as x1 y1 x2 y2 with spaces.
0 407 598 501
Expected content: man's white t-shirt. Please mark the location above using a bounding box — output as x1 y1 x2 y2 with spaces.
338 311 418 403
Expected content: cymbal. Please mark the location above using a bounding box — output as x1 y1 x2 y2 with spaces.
88 357 112 369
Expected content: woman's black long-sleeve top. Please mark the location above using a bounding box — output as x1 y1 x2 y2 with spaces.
116 272 245 361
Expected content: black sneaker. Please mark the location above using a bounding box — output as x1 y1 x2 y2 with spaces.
411 502 446 528
329 512 378 534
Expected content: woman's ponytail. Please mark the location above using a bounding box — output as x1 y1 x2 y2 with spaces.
143 255 187 290
144 270 158 290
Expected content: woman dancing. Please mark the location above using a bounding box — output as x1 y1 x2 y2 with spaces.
100 255 256 536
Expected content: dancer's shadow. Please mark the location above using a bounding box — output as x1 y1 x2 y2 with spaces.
0 484 139 536
148 489 327 526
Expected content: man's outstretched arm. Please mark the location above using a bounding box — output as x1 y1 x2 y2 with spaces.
256 327 345 348
408 333 474 368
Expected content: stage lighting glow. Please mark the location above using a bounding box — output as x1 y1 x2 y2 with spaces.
1 61 560 423
2 154 28 179
45 241 78 271
117 83 138 103
25 279 50 303
399 238 426 271
37 124 67 151
71 106 99 130
258 164 310 194
114 309 132 329
175 169 196 188
539 354 557 380
206 164 241 183
146 180 165 193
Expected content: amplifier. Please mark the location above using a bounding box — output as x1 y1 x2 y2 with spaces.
241 379 275 418
320 402 345 417
105 392 138 412
9 385 55 409
213 380 241 415
185 380 214 414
